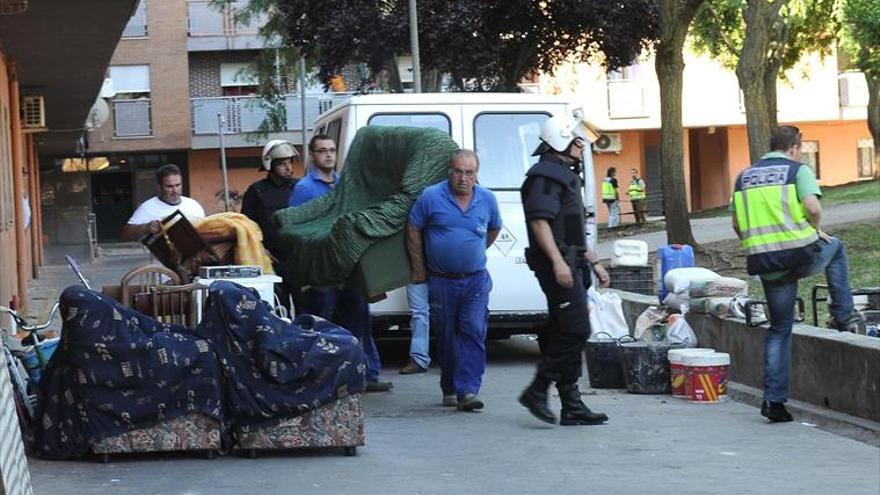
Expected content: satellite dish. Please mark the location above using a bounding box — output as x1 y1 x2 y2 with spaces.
86 98 110 130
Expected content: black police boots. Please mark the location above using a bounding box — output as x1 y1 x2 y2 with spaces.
557 383 608 426
518 374 556 424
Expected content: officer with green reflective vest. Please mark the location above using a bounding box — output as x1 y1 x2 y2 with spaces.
602 167 620 229
730 125 860 424
627 168 647 224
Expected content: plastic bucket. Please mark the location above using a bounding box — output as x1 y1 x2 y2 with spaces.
21 337 60 385
584 333 630 389
683 352 731 403
619 341 684 394
668 348 715 398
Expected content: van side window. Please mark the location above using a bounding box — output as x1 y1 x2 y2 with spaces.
474 112 550 189
326 119 342 147
367 113 451 135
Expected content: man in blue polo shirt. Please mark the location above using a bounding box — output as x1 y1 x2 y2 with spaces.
288 134 393 393
407 149 501 411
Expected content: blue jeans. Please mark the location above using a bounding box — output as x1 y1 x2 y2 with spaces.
605 201 619 228
428 271 491 397
761 237 854 402
407 283 431 369
301 288 382 383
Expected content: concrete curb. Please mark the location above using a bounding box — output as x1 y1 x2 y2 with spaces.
728 382 880 447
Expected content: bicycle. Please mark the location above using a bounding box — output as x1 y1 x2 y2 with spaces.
1 302 61 422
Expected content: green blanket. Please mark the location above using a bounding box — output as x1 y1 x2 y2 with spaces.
275 126 458 291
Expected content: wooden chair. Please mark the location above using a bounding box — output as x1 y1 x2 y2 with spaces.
120 265 182 311
149 283 208 328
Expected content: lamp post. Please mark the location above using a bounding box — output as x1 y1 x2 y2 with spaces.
409 0 421 93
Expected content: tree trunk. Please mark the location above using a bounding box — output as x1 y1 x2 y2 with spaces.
866 73 880 178
655 0 703 247
736 0 788 163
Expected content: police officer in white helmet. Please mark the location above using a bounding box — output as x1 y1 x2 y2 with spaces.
518 115 611 426
241 140 300 310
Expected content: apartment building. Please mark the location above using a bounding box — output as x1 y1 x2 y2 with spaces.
543 51 874 223
0 0 138 309
39 0 343 244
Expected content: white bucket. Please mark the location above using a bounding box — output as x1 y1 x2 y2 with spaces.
668 348 714 398
683 352 731 403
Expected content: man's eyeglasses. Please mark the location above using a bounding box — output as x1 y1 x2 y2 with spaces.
312 148 336 154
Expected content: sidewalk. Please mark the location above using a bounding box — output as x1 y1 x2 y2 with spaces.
596 200 880 259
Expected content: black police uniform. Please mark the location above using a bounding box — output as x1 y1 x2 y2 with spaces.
520 154 591 384
241 175 297 310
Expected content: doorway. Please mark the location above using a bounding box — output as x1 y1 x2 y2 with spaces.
91 172 133 242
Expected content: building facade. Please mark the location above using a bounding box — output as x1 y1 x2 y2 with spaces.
542 50 875 223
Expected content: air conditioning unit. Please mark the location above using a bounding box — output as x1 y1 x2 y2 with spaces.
21 95 46 130
593 132 622 153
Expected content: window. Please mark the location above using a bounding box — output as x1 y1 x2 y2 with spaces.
220 63 258 96
473 112 550 189
858 138 875 178
367 113 451 135
0 105 13 230
109 65 152 137
122 0 148 38
801 141 820 180
607 63 641 81
325 119 342 149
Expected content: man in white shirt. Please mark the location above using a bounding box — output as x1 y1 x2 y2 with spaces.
120 164 206 240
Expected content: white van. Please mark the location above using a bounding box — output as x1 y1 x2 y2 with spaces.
311 93 598 336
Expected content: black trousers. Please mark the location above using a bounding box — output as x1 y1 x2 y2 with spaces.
534 266 591 384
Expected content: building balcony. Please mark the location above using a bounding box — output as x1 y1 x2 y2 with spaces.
190 93 353 149
607 79 650 119
186 0 273 51
113 99 153 138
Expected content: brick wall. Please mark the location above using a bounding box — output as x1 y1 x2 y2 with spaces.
189 51 260 98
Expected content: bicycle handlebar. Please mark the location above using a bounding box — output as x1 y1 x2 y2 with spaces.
0 302 60 333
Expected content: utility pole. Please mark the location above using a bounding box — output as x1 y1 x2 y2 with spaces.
300 55 309 153
217 113 231 212
408 0 421 93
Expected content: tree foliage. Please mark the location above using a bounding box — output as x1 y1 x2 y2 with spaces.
238 0 658 91
841 0 880 173
691 0 839 162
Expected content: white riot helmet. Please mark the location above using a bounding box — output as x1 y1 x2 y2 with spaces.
261 140 299 171
533 114 596 156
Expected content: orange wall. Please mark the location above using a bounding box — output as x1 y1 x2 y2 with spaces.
691 128 730 210
591 130 645 224
0 51 16 307
188 147 306 216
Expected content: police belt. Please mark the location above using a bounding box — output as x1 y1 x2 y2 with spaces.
428 269 484 280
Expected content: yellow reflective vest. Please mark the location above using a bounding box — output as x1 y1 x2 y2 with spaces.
628 178 646 200
602 177 617 201
732 158 819 275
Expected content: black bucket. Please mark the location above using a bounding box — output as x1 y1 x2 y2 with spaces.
584 333 631 389
618 341 685 394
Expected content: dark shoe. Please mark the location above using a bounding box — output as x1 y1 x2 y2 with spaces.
518 375 556 424
558 383 608 426
761 401 793 422
366 380 394 392
457 393 484 412
827 314 862 333
398 359 428 375
442 394 458 407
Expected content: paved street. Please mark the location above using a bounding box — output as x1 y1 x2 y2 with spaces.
26 336 880 494
596 201 880 259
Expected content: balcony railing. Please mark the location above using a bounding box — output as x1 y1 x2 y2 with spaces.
187 0 266 37
191 93 353 135
113 99 152 137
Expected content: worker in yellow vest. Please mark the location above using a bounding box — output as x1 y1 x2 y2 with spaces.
731 126 861 423
601 167 620 229
627 168 647 224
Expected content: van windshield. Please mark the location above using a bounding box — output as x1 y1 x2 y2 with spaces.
367 113 451 134
474 112 550 189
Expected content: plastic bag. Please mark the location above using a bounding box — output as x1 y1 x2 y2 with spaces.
690 297 733 317
587 287 629 340
667 313 698 347
662 292 690 312
664 267 720 294
633 306 667 340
